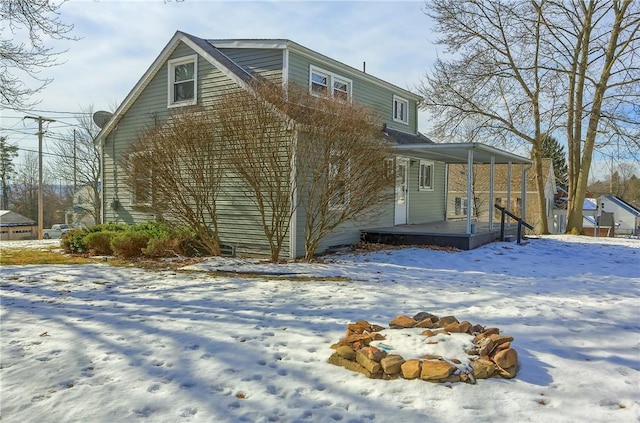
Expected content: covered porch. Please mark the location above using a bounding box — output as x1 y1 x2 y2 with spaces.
364 140 532 250
361 220 519 250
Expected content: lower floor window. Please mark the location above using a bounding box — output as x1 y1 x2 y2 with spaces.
455 197 468 216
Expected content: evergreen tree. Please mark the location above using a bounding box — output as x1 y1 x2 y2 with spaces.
538 134 568 187
0 136 18 209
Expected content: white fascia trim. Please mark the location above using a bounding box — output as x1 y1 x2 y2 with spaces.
209 39 289 50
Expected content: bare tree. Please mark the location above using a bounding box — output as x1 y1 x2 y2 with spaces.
420 0 640 234
9 151 66 227
0 136 19 209
216 82 296 262
215 81 394 261
51 106 101 225
542 1 640 233
286 85 395 260
121 108 225 255
420 0 560 234
1 0 76 107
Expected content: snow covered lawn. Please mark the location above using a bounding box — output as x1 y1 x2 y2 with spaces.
1 235 639 422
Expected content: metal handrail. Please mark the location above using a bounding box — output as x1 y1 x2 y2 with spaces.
494 204 534 244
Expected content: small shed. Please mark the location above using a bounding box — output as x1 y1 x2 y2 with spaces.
0 210 37 241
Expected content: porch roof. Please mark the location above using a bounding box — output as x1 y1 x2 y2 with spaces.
394 142 532 165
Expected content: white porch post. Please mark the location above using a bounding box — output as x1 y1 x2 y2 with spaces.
521 164 527 224
489 156 495 230
466 149 473 234
507 161 512 227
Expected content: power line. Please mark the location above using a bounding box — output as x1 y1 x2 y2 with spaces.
3 106 92 116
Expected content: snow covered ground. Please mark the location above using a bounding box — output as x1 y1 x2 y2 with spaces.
1 235 639 422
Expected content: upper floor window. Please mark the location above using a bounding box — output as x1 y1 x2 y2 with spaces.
310 66 351 101
419 160 434 191
393 95 409 124
168 55 198 107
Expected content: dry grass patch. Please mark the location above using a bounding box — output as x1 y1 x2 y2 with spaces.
0 247 95 265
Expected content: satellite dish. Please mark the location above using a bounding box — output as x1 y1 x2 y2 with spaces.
93 110 113 129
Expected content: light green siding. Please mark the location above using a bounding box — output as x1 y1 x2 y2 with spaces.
287 51 418 134
406 160 447 223
217 48 283 82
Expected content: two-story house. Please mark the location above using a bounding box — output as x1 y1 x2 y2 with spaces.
96 31 531 257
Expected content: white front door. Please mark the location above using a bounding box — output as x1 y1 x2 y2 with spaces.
395 157 408 225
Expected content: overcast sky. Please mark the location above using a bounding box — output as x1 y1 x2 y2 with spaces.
2 0 437 165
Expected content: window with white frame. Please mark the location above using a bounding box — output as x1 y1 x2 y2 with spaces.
310 66 352 100
168 55 197 107
393 95 409 124
454 197 468 216
418 160 434 191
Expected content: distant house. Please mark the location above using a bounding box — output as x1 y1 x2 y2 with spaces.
66 185 98 227
96 31 531 257
447 159 555 234
0 210 37 240
599 195 640 236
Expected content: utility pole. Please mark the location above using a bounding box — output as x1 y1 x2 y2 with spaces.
24 116 55 240
73 129 77 192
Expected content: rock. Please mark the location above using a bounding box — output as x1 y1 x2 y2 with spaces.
477 334 514 356
356 349 382 374
370 324 385 332
348 321 371 334
359 346 386 361
389 315 417 328
474 327 500 343
369 332 386 341
328 353 380 378
421 329 436 337
420 361 457 380
336 333 375 348
470 324 484 334
413 312 439 322
493 348 518 369
336 346 355 360
494 341 511 352
495 364 518 379
380 355 405 375
444 321 472 333
401 359 422 379
421 354 442 360
437 316 459 327
459 372 475 384
415 318 437 328
471 359 495 379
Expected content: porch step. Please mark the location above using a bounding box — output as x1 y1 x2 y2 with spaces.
503 235 515 242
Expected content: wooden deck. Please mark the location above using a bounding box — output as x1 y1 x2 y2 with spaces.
361 220 519 250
